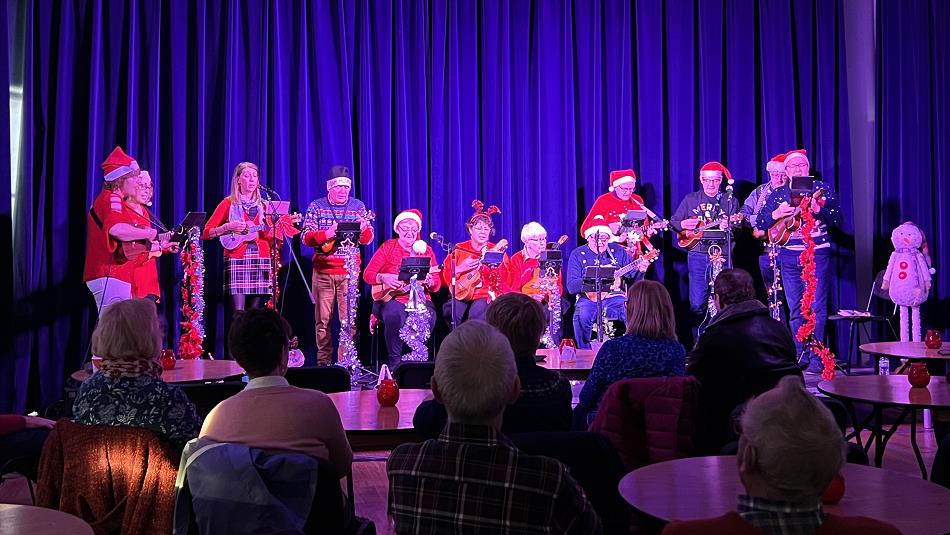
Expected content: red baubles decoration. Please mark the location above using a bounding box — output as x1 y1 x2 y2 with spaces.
376 364 400 407
160 349 177 371
821 473 846 504
925 329 943 350
907 362 931 388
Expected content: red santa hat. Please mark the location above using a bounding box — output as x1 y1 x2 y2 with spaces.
393 208 423 229
766 152 787 173
608 169 637 192
101 146 140 182
582 214 612 240
699 161 732 184
783 149 809 168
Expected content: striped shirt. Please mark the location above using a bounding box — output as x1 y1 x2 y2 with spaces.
302 197 373 273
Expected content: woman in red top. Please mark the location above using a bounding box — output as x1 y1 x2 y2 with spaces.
363 209 441 367
202 162 274 311
125 171 178 301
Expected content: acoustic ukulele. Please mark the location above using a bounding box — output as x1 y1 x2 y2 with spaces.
220 212 302 251
767 188 825 246
676 213 744 251
584 260 642 302
320 210 376 253
371 266 442 302
454 239 508 301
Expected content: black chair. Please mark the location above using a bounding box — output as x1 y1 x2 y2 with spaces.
178 382 247 418
392 362 435 389
828 270 897 374
285 366 352 393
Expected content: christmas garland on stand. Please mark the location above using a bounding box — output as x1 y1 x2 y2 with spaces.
178 227 205 360
796 198 836 379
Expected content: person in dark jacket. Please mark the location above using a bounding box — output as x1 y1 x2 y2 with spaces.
413 293 573 437
688 268 802 454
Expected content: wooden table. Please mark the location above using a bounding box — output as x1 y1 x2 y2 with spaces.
0 504 93 535
535 348 596 380
817 375 950 478
860 341 950 374
327 388 433 451
619 456 950 535
71 359 246 384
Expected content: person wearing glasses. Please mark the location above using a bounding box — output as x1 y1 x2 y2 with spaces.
670 161 740 341
755 149 841 374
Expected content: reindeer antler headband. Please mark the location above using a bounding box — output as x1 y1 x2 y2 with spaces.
468 199 501 225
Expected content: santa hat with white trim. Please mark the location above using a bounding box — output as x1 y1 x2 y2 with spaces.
582 214 613 240
699 161 732 182
327 165 353 189
783 149 809 169
101 146 140 182
393 208 422 229
766 152 787 173
608 169 637 192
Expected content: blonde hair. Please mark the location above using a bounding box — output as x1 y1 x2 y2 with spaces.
91 298 162 362
434 320 516 422
625 280 676 340
228 162 261 204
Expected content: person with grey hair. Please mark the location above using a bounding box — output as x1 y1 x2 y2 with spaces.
662 376 899 535
388 320 601 534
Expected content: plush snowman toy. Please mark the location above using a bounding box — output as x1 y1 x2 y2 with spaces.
881 222 935 342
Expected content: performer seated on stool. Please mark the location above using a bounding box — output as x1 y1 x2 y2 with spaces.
670 161 739 342
441 200 508 328
754 150 841 374
566 216 641 349
363 209 440 369
84 146 155 312
500 221 564 343
202 162 275 312
301 165 374 366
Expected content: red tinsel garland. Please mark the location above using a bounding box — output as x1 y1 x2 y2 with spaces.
178 245 204 359
797 198 837 379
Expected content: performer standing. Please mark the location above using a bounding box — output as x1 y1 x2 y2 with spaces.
581 169 647 235
441 200 507 327
741 153 789 319
363 209 440 368
202 162 274 311
302 165 374 366
755 150 841 373
566 217 639 349
670 161 740 340
83 147 158 312
126 171 179 301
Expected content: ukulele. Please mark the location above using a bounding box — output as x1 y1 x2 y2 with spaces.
583 260 642 302
522 235 568 300
767 189 825 246
454 239 508 301
320 210 376 253
676 214 744 251
219 212 302 251
371 267 442 302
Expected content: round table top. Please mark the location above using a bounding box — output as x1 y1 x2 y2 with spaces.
0 504 93 535
71 359 246 384
619 456 950 535
327 388 433 432
535 348 596 372
859 341 950 360
817 375 950 409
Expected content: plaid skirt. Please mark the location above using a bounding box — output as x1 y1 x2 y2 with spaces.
225 242 273 295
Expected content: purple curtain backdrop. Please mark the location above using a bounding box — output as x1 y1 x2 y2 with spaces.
3 0 881 412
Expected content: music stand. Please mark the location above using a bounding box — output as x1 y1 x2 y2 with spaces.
482 250 504 267
790 175 815 207
263 200 290 216
334 221 362 246
619 209 647 230
397 256 431 281
539 249 562 276
582 265 617 344
171 212 206 244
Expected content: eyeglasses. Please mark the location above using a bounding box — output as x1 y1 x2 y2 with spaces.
700 178 722 184
524 236 546 243
396 224 419 232
615 186 635 193
472 225 492 232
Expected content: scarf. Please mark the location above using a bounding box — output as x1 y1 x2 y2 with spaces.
99 355 163 380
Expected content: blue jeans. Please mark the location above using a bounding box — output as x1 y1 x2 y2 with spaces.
573 295 626 349
780 247 830 366
442 298 489 329
687 252 712 340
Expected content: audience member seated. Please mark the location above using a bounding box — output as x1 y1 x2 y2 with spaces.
73 298 200 450
0 414 55 481
574 280 686 428
413 293 572 437
933 432 950 490
661 376 901 535
200 308 353 477
389 320 602 534
687 268 802 454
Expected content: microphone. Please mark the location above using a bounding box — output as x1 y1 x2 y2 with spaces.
260 184 280 199
430 232 444 243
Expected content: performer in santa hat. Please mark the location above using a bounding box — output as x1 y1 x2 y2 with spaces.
363 209 440 368
755 149 842 373
670 161 741 342
83 146 159 312
580 169 647 234
565 215 640 349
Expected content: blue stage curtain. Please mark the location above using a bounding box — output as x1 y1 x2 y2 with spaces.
4 0 882 412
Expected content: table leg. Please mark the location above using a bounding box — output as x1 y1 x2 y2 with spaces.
873 406 884 467
909 409 928 479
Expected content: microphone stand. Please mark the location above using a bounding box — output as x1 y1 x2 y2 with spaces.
261 187 315 314
594 231 605 344
722 185 735 270
431 233 458 330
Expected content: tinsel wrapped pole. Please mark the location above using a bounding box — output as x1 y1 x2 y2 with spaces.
767 243 784 322
399 279 432 361
178 227 205 359
337 243 361 369
539 267 560 348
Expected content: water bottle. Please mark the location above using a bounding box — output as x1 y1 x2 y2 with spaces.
879 356 890 376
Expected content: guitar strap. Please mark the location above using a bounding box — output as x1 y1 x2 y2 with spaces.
89 206 103 230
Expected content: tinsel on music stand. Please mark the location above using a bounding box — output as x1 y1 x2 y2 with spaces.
767 243 784 322
797 198 837 380
399 308 432 361
539 267 561 348
337 243 361 368
178 227 205 359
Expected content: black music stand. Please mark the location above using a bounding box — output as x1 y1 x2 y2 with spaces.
619 209 647 231
172 212 206 243
582 265 617 344
334 221 362 247
397 256 431 281
482 250 505 267
539 248 563 276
